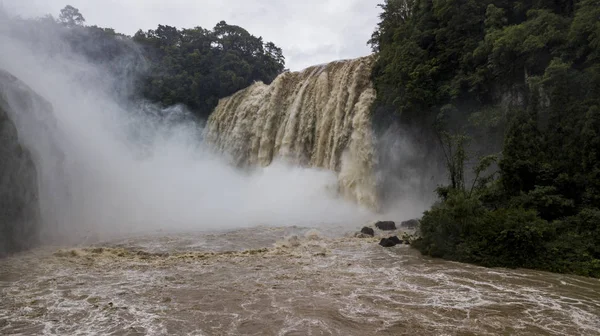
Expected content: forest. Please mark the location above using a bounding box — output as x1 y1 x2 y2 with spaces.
370 0 600 277
2 5 286 119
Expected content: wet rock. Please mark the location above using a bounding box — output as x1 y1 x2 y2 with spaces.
379 238 397 247
388 236 402 245
0 69 65 257
401 219 420 229
375 221 396 231
360 227 374 236
354 233 373 238
0 100 39 257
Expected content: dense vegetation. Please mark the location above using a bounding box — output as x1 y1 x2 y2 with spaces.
133 22 285 117
370 0 600 277
3 5 285 119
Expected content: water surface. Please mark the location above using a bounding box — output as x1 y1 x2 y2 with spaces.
1 226 599 335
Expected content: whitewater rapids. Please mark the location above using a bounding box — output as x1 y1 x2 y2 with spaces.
1 226 599 336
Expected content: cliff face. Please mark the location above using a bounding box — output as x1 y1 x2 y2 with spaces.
0 73 39 256
0 70 59 256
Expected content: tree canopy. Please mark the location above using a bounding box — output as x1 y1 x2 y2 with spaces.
371 0 600 277
133 21 285 118
9 5 286 119
58 5 85 27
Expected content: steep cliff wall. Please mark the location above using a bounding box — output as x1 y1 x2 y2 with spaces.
0 70 61 256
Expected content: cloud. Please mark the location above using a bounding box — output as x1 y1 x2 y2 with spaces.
3 0 381 71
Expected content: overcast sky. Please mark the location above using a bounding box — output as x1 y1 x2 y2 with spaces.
4 0 381 71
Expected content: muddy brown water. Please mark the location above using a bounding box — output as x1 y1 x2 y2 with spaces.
1 226 599 336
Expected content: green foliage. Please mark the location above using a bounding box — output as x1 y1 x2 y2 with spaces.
469 154 498 196
370 0 495 124
370 0 597 123
373 0 600 277
19 6 286 119
568 0 600 65
499 105 543 195
437 130 468 192
415 189 600 276
544 209 600 277
133 21 285 118
414 190 551 268
509 186 576 221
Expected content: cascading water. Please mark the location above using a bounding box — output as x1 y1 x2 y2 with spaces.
0 69 68 255
205 56 379 210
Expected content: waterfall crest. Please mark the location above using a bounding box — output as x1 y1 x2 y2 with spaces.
205 55 379 210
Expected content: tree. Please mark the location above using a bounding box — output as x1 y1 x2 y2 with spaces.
134 21 285 119
368 0 416 52
58 5 85 27
372 0 600 277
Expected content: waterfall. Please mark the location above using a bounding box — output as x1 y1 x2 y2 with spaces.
205 55 379 210
0 69 66 255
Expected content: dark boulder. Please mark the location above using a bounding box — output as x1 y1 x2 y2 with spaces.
379 238 397 247
388 236 402 245
360 227 374 236
400 219 420 229
375 221 396 231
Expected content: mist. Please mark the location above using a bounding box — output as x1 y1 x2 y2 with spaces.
372 122 446 220
0 15 388 247
0 11 441 250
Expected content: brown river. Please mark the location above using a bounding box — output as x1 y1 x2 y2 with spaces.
1 225 599 336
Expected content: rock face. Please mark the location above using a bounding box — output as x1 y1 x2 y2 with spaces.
0 100 39 256
375 221 396 231
0 69 59 257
